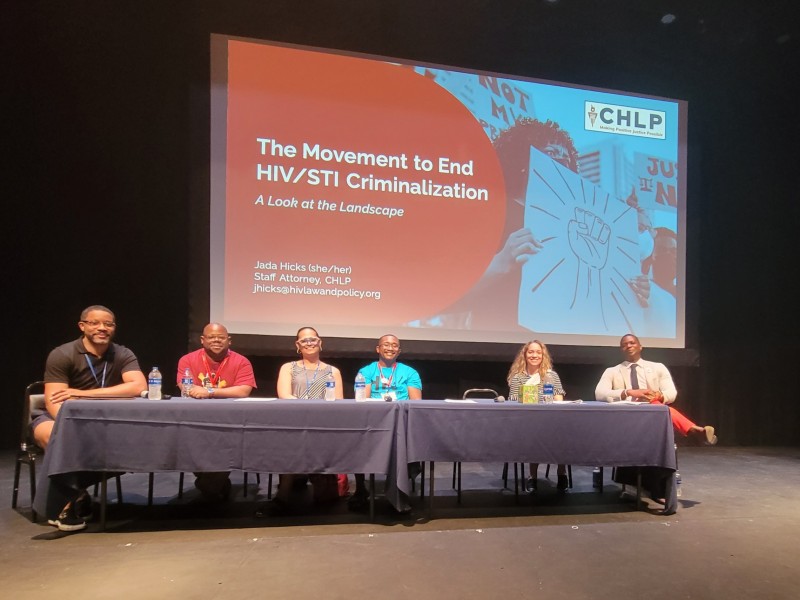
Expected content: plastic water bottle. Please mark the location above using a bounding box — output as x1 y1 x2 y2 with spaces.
354 372 366 401
324 372 336 401
675 471 682 497
148 366 162 400
181 367 193 397
543 382 554 403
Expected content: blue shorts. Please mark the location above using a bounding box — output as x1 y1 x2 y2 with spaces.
31 411 54 433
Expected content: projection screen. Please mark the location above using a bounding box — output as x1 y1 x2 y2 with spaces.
209 34 687 355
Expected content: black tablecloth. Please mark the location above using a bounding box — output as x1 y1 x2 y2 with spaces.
405 400 678 512
34 398 677 517
33 398 410 514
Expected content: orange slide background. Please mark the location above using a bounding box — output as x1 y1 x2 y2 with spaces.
223 40 506 326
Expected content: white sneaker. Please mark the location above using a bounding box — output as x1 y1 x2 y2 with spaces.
47 504 87 532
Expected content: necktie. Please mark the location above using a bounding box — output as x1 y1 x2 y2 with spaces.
630 363 640 389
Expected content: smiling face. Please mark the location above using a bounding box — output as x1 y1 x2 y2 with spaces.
619 334 643 362
295 327 321 359
78 309 116 350
525 342 543 373
201 323 231 360
376 335 401 365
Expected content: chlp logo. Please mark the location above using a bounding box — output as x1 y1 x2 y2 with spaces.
585 102 666 139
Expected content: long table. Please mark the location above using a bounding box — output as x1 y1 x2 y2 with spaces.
33 398 411 522
405 400 678 515
34 398 678 524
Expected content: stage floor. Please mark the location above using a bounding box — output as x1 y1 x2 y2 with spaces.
2 446 799 599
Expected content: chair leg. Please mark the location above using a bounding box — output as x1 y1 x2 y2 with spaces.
420 462 426 499
30 459 39 522
452 462 457 489
568 465 573 489
545 464 551 479
115 475 123 504
12 457 22 509
501 462 508 489
267 474 273 500
178 472 185 499
28 457 36 506
243 472 249 497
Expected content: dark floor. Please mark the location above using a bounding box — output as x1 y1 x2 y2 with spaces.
2 447 799 599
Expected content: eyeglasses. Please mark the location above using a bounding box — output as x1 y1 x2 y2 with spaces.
298 337 320 346
81 320 116 328
203 335 229 341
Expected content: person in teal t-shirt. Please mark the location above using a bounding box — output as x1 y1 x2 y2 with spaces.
358 334 422 401
350 335 422 510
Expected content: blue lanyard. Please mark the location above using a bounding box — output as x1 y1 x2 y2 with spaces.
300 360 321 399
85 354 107 388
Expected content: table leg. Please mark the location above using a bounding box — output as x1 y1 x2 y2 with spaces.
456 462 461 504
428 461 435 520
147 473 154 506
369 474 375 522
100 474 107 531
636 468 642 511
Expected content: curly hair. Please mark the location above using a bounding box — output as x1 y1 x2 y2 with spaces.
507 340 554 383
493 117 579 181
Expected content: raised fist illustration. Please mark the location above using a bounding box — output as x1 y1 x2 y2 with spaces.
567 207 611 269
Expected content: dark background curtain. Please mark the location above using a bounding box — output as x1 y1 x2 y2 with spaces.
5 0 798 448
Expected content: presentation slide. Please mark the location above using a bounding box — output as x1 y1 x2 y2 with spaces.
210 35 687 349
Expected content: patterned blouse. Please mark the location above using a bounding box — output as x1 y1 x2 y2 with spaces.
290 361 334 399
508 369 565 402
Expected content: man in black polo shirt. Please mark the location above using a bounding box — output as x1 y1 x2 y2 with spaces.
35 305 147 531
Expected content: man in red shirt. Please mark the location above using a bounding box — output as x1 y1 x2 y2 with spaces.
176 323 256 500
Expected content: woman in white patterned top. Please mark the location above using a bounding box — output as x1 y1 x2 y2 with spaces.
258 327 344 517
277 326 343 399
507 340 568 493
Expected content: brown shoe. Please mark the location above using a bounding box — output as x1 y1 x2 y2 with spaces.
703 425 718 445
